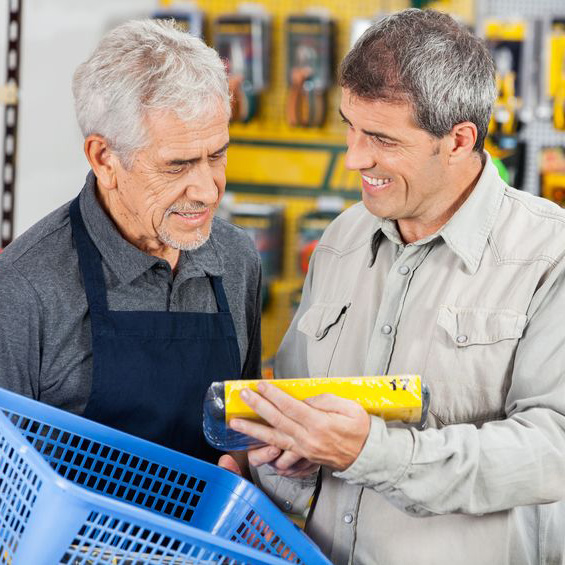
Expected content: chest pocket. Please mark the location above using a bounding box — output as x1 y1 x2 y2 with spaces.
425 306 527 426
298 302 350 377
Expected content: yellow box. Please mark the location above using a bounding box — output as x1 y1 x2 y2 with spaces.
224 375 424 424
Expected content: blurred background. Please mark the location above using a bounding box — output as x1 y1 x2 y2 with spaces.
1 0 565 372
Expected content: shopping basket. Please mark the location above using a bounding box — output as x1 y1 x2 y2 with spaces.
0 387 331 564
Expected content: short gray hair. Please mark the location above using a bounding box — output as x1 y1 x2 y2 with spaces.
72 19 230 167
340 9 496 152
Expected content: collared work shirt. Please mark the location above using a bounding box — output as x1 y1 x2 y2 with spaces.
0 172 262 414
264 155 565 564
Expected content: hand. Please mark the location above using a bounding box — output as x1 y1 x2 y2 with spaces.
229 382 371 472
218 454 242 475
248 444 320 478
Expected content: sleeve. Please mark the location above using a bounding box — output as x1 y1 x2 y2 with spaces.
0 261 42 399
241 253 262 380
334 258 565 516
253 254 319 513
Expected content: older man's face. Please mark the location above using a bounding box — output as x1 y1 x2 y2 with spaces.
110 108 230 256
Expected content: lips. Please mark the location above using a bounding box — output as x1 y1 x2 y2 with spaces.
171 208 210 227
361 174 393 195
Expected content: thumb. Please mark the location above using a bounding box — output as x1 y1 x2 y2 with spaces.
218 454 242 476
304 393 363 415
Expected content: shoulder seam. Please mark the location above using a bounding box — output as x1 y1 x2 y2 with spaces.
488 234 558 267
316 235 373 258
8 217 71 265
504 188 565 224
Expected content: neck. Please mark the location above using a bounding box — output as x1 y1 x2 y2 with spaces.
95 182 181 270
397 153 485 244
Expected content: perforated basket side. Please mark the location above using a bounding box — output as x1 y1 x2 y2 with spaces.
0 408 301 565
0 429 42 564
0 389 332 564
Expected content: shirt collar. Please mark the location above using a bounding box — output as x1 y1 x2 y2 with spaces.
78 170 224 285
370 153 504 274
438 153 504 274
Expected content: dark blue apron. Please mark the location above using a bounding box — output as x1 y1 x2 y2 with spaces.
69 197 241 462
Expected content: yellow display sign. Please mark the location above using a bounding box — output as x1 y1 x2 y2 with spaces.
224 375 424 424
485 20 526 41
227 144 331 187
548 33 565 96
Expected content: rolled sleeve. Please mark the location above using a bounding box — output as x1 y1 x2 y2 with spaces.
333 416 414 489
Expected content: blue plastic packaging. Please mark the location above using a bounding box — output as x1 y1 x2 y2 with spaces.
0 387 331 564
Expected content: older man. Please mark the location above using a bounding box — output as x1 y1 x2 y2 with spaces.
0 20 261 463
221 9 565 565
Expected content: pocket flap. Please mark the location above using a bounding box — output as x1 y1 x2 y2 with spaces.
437 305 527 346
298 302 350 340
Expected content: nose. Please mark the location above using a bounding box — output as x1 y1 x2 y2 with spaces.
344 132 376 171
189 162 220 205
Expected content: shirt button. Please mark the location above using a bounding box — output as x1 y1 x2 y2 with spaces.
283 500 292 511
343 513 354 524
398 265 410 275
381 324 393 335
456 335 468 344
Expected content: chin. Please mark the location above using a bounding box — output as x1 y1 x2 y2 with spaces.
159 227 211 251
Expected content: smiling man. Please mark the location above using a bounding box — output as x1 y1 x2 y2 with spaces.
220 9 565 565
0 20 261 463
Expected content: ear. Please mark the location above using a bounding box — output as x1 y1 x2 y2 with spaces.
447 121 478 163
83 134 119 190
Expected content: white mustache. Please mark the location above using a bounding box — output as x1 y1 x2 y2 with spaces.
166 202 209 215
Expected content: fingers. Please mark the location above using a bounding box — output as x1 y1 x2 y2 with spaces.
248 446 319 478
232 385 308 446
247 444 281 467
230 416 295 452
240 383 311 432
278 460 320 479
218 454 242 476
304 393 364 416
270 449 303 471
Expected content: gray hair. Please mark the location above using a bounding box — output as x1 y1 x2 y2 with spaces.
340 9 496 151
72 19 230 167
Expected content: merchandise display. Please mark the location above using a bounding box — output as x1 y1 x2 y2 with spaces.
153 7 205 38
285 14 334 127
214 11 271 123
549 20 565 130
203 375 430 451
485 19 527 150
230 202 284 309
540 146 565 204
297 206 342 275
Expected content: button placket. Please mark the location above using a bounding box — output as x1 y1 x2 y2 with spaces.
363 244 424 375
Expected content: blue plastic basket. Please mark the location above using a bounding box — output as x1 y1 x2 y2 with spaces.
0 388 330 565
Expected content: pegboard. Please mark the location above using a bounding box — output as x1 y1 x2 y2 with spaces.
196 0 410 143
477 0 565 195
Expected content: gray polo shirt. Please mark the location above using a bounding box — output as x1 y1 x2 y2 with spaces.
0 171 262 415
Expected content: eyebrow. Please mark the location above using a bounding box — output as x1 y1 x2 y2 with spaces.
165 141 230 166
339 108 402 143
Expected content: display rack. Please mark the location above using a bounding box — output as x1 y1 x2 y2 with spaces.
477 0 565 195
0 0 22 247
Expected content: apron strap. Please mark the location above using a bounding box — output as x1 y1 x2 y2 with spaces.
210 275 231 313
69 197 109 314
